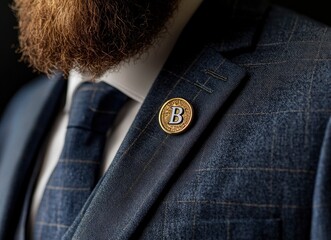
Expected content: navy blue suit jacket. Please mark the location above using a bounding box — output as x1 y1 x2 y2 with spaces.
0 1 330 239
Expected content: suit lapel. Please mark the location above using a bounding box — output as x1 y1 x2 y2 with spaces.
64 45 248 239
63 1 269 238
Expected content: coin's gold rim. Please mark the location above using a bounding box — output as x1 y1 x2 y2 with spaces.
158 97 193 135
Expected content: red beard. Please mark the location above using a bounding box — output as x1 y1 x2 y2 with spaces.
13 0 178 77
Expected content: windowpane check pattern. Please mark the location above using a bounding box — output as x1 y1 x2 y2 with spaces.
34 81 128 239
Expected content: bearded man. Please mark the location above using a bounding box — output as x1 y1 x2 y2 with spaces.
0 0 330 239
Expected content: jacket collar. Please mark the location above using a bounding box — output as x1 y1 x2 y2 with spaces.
177 0 269 53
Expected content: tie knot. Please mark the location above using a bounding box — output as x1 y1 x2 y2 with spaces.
68 81 128 133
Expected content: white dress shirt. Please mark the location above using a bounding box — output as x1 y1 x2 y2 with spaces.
29 0 204 231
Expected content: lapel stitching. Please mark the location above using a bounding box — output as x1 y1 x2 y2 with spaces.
192 58 226 102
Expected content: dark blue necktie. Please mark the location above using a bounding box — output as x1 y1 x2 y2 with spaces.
34 81 128 239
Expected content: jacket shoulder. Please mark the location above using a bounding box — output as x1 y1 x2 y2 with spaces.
261 5 330 46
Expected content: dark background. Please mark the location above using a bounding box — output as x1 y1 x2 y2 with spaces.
0 0 330 117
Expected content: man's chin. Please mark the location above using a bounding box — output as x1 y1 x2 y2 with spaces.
13 0 178 77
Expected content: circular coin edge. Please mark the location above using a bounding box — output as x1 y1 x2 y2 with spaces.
158 97 193 135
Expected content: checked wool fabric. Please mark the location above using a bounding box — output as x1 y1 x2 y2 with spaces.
34 81 128 239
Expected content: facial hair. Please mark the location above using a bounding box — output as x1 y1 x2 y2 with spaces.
13 0 178 77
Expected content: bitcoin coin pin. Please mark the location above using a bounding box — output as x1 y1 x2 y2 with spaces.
158 98 193 134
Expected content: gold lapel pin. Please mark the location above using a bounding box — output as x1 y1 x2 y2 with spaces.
158 98 193 134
